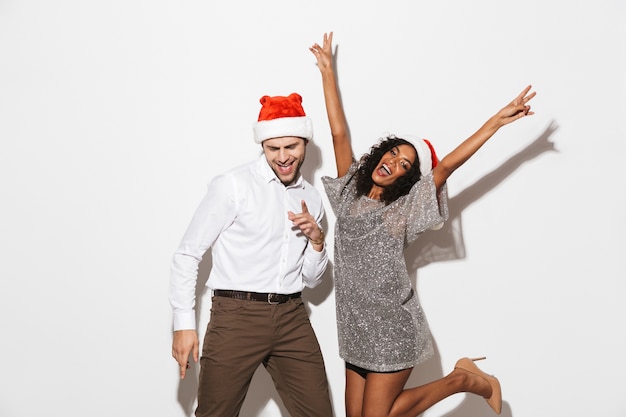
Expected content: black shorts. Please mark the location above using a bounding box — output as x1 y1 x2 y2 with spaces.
345 362 405 379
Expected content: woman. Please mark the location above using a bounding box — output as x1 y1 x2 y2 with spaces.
310 32 535 417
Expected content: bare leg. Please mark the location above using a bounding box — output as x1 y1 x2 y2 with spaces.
345 368 368 417
354 366 493 417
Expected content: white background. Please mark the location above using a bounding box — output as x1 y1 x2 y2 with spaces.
1 1 625 416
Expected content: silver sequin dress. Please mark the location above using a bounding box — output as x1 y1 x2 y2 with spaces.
322 161 449 372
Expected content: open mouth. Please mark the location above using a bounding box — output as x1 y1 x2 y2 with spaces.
379 163 391 176
276 162 294 175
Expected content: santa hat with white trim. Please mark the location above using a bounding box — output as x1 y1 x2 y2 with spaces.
414 137 439 178
253 93 313 143
398 134 439 178
401 134 444 229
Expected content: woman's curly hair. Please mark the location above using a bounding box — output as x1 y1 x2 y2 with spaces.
355 135 422 205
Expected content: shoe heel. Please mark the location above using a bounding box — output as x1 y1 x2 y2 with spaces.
454 357 502 415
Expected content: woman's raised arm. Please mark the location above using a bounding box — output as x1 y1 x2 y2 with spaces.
433 85 536 190
310 32 353 178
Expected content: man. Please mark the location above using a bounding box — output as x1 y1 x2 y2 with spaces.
169 93 333 417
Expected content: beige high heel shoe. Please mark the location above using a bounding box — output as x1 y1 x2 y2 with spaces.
454 357 502 414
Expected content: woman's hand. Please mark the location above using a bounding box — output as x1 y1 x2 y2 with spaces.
309 32 334 73
492 85 536 127
433 85 537 190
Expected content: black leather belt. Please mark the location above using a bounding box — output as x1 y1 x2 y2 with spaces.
214 290 301 304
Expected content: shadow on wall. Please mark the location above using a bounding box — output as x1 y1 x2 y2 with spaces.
402 120 558 415
406 120 559 273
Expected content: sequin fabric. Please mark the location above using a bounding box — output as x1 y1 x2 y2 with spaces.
322 161 449 372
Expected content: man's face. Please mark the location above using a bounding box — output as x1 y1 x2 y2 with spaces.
262 136 307 186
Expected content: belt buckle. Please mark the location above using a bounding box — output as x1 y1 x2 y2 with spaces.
267 293 280 305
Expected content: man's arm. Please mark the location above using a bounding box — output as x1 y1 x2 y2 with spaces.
169 175 236 378
289 200 328 288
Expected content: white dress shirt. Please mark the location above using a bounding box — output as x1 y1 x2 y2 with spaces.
169 155 328 330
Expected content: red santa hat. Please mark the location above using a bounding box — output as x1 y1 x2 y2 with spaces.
401 134 444 230
253 93 313 143
413 137 439 178
398 134 439 178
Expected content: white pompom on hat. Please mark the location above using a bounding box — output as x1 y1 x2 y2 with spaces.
253 93 313 143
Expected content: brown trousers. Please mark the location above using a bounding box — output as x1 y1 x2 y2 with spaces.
196 295 333 417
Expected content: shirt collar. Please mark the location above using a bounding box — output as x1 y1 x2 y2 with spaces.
256 154 304 189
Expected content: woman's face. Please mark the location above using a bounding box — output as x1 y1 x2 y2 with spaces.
371 144 417 188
